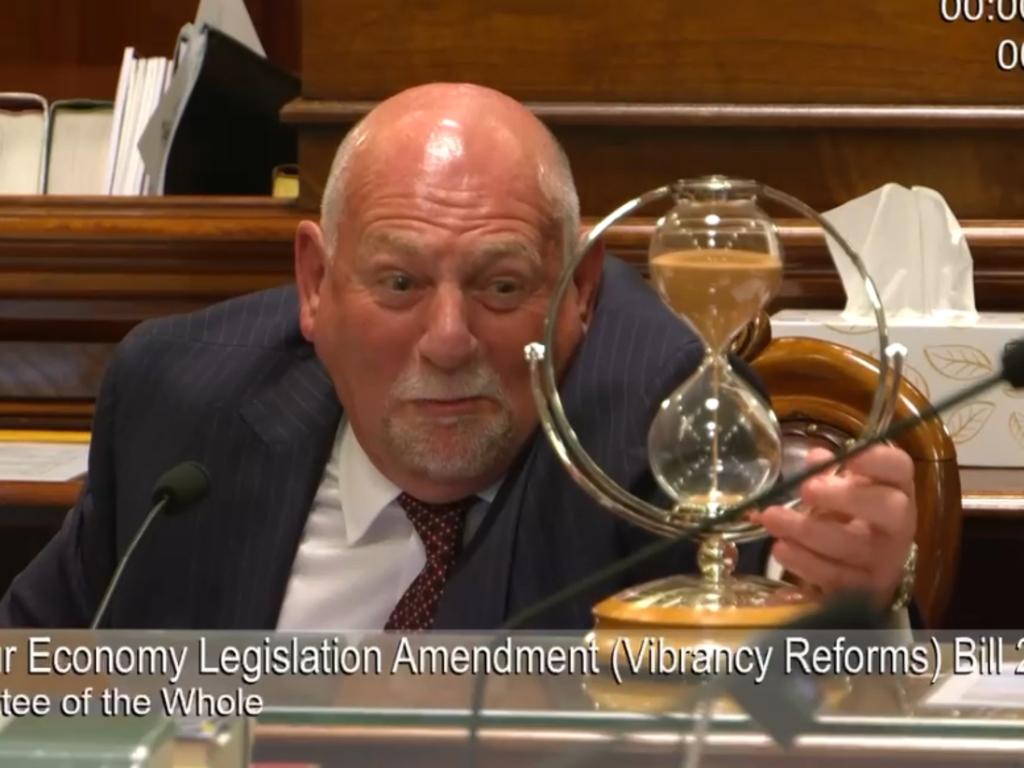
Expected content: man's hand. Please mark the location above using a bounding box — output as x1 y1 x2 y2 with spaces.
752 445 917 607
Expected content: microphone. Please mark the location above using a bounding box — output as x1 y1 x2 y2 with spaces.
1004 338 1024 388
151 461 210 509
89 461 210 629
723 591 885 747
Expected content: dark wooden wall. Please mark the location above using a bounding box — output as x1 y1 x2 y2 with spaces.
301 0 1020 104
1 0 300 101
290 0 1024 216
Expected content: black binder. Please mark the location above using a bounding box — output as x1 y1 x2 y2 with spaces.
163 26 299 195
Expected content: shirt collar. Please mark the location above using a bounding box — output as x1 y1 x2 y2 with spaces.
337 419 502 546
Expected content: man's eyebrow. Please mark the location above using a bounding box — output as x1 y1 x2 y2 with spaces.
358 231 423 258
473 240 542 265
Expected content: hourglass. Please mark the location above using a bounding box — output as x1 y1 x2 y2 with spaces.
525 176 898 628
647 178 783 524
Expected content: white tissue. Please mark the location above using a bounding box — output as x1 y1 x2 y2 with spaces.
823 183 977 322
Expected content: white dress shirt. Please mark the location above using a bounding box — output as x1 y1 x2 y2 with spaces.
276 419 496 630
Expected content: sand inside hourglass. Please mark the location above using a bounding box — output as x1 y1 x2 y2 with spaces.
649 249 782 350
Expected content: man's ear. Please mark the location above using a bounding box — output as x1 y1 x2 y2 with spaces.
573 238 605 329
294 220 328 342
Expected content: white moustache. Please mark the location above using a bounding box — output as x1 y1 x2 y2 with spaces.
391 367 505 402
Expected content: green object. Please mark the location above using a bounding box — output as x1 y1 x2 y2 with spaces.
0 714 174 767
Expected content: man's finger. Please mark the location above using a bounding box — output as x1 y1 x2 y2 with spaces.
772 540 871 594
841 444 916 495
759 505 874 568
804 446 835 466
800 479 912 537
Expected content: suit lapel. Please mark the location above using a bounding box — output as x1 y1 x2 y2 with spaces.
218 345 341 628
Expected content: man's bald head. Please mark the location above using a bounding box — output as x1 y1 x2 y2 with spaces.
319 83 579 261
294 82 602 503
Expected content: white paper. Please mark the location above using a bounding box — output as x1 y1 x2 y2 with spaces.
0 442 89 482
927 669 1024 709
195 0 265 57
103 47 136 193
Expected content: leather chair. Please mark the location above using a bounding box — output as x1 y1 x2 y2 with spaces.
749 336 962 628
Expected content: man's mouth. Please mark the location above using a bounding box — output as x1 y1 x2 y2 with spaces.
408 397 491 417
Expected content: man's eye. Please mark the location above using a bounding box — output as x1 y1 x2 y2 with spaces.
383 274 414 292
489 279 521 296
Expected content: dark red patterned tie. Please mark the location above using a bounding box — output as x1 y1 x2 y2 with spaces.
385 492 476 631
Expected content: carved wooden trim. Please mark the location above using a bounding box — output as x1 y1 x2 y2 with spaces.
0 481 81 512
282 100 1024 129
0 401 94 431
0 197 303 340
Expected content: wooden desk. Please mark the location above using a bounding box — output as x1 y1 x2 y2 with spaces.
0 479 80 515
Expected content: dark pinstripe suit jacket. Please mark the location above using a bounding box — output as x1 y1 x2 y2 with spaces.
0 258 768 629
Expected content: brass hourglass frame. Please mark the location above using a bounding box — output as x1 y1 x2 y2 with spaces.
524 177 902 544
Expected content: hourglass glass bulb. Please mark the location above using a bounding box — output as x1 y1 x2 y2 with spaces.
648 356 782 518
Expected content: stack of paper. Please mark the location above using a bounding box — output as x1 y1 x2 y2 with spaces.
104 49 173 195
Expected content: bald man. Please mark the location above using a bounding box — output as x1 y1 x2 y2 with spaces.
0 84 916 629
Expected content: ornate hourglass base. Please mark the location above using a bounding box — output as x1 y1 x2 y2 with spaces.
586 538 818 678
593 573 813 629
592 537 817 631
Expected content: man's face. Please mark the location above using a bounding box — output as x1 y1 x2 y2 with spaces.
296 122 597 502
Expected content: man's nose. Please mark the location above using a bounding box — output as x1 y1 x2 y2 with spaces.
417 285 478 370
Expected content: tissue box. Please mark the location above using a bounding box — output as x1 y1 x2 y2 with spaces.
770 310 1024 467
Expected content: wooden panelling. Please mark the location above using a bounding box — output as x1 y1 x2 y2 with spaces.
0 196 301 341
295 1 1024 218
0 484 80 514
553 122 1024 220
302 0 1024 105
604 218 1024 312
0 343 113 400
0 401 94 432
0 0 300 101
2 198 1023 356
286 102 1024 218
